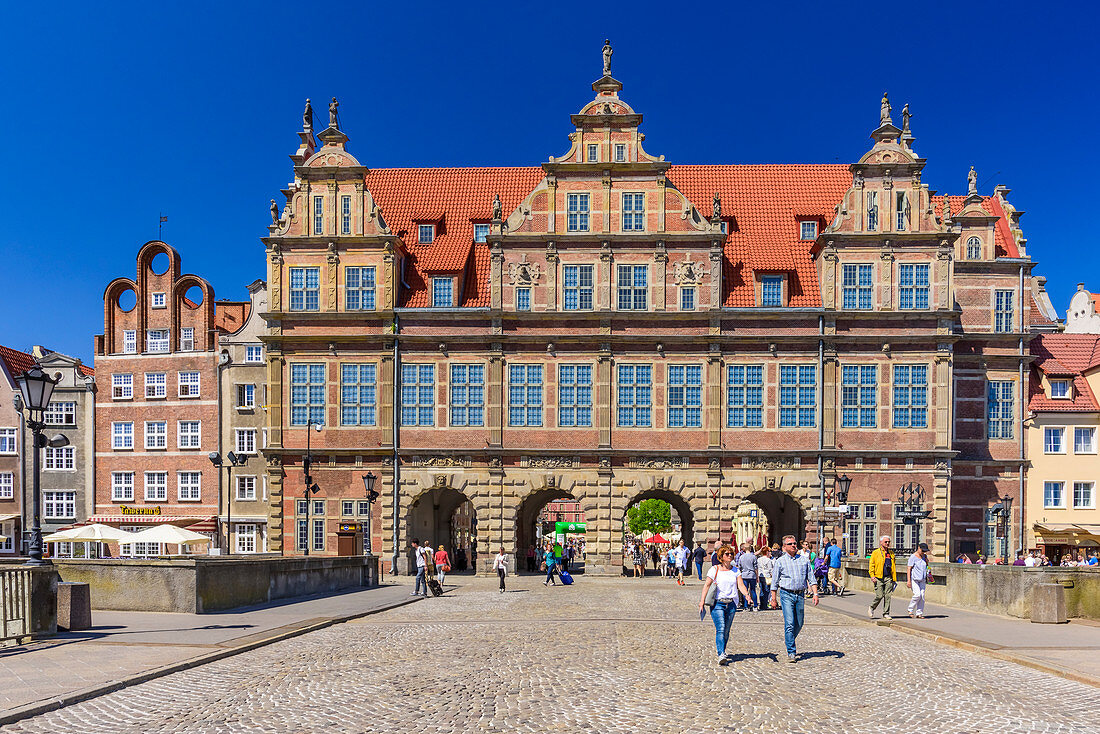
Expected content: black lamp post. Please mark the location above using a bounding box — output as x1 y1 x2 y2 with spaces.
991 493 1013 563
209 451 247 554
15 366 69 567
302 420 323 556
361 471 378 555
836 474 852 553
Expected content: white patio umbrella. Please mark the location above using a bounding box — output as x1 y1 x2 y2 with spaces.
43 523 135 543
126 524 210 546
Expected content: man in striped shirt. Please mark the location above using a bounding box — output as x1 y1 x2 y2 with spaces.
770 534 819 662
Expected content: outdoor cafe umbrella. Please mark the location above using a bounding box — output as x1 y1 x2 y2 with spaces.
125 524 210 546
43 523 135 543
644 533 669 544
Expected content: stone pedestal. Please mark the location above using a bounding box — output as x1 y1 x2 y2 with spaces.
1031 583 1067 624
58 581 91 631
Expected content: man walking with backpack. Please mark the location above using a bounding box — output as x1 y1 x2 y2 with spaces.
410 538 429 598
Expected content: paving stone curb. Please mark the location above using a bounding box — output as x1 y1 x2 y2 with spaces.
0 595 422 728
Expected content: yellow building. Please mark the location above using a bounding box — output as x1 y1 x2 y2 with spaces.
1028 334 1100 562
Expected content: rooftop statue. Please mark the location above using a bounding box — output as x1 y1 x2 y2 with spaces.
329 97 339 129
880 92 891 125
303 98 313 132
602 39 613 77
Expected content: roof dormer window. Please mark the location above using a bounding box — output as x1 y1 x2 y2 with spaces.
473 223 489 243
419 224 435 244
1051 379 1070 399
966 237 981 259
799 221 817 240
432 277 453 308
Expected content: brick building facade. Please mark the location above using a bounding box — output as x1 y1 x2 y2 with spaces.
261 51 1050 572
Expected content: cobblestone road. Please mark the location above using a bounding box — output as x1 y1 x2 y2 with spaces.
5 575 1097 733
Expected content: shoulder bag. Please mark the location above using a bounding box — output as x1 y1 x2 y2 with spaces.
704 568 718 609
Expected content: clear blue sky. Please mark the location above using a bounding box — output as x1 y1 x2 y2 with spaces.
2 2 1096 363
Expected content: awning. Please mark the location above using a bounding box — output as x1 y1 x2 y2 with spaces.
0 513 19 523
185 518 217 532
88 515 210 525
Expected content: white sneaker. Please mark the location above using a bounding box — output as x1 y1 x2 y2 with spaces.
868 605 874 618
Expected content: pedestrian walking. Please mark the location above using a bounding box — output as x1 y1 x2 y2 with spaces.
868 535 897 619
410 538 429 597
906 542 933 618
824 538 844 596
543 543 558 586
770 535 819 662
493 547 508 593
674 540 690 585
693 542 706 580
565 542 575 573
632 542 645 578
756 547 773 610
434 544 451 586
666 547 676 578
698 544 752 666
526 544 536 573
736 543 758 611
651 546 660 572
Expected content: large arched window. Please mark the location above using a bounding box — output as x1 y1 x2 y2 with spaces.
966 236 981 259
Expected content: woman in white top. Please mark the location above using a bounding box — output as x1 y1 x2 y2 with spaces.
698 544 751 665
492 547 508 593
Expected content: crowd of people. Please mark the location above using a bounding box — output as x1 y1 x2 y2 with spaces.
953 549 1099 566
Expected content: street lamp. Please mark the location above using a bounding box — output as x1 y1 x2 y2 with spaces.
302 420 323 556
361 471 378 555
15 367 68 566
836 474 852 553
991 493 1013 563
209 451 247 554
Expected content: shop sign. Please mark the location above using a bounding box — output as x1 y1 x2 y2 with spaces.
1038 536 1071 545
338 523 360 533
120 505 161 516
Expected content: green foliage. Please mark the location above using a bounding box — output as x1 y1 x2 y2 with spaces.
627 499 672 537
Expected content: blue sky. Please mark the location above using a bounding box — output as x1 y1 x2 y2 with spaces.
2 2 1096 363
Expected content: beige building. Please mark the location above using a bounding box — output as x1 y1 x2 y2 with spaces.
1064 284 1100 334
1027 333 1100 561
217 280 270 554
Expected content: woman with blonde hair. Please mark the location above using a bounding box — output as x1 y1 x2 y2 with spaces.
698 544 752 665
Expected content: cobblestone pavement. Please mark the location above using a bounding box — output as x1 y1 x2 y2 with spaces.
4 575 1098 734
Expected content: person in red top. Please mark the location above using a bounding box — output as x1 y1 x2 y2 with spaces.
434 545 451 587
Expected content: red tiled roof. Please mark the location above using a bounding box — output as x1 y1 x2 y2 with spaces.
78 364 94 376
0 345 36 381
1029 334 1100 412
668 165 850 306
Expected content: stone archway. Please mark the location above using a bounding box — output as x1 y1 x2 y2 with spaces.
515 488 581 574
745 488 807 546
622 487 695 572
405 486 471 571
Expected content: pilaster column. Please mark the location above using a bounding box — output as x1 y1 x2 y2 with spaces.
599 241 612 311
822 246 838 310
653 241 667 312
822 346 838 449
932 462 950 555
490 240 504 310
709 241 723 309
602 173 612 234
707 344 722 449
547 176 557 234
935 344 952 449
489 342 504 447
937 241 953 310
545 242 558 311
266 457 284 552
656 175 666 232
380 350 394 447
382 240 396 310
266 354 285 449
879 247 894 311
598 343 612 448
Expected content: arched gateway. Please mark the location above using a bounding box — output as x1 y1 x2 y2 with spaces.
385 460 823 576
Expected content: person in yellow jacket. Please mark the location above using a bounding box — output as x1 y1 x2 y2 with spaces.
867 536 897 620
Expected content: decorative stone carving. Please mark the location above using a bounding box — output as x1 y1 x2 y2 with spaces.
934 459 950 472
631 457 682 469
434 474 447 488
266 455 283 468
602 38 613 76
712 193 721 220
967 166 978 195
673 258 703 285
488 456 503 469
880 92 891 125
508 255 541 285
415 456 466 468
492 193 502 222
528 456 574 469
901 103 910 133
742 457 799 470
329 97 339 128
708 458 721 471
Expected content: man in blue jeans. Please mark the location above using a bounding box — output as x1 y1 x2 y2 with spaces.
692 542 707 580
770 534 819 662
410 538 428 597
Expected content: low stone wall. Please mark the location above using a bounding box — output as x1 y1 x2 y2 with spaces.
842 558 1100 620
56 555 380 613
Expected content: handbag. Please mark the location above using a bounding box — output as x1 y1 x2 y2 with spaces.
704 570 718 609
441 564 451 573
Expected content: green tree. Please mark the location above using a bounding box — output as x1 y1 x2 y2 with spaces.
627 498 672 537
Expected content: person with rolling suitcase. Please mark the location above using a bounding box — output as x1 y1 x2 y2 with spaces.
411 538 429 597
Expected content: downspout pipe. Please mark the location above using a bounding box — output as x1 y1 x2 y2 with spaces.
818 316 826 544
391 314 401 575
1018 263 1026 556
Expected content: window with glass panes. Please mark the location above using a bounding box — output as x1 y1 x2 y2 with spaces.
780 365 816 428
178 420 200 449
237 384 255 409
44 492 75 519
622 193 644 231
558 365 592 427
236 476 256 500
112 422 133 449
400 364 435 427
587 144 598 162
313 196 324 234
680 286 695 311
896 191 909 230
0 429 13 454
893 519 921 554
898 264 930 309
145 472 168 501
290 364 326 426
966 237 981 259
1074 481 1094 508
508 365 543 426
432 278 453 307
44 446 74 470
987 380 1014 439
123 330 137 354
1075 427 1096 453
145 421 167 449
842 365 877 428
761 276 782 307
236 524 258 553
1044 427 1065 454
112 374 132 399
846 523 860 556
418 224 434 243
800 221 817 240
289 267 320 311
245 345 263 363
516 287 531 311
178 371 200 397
341 195 351 235
668 365 702 428
44 401 76 425
867 191 878 230
297 519 308 551
863 523 877 557
994 290 1014 333
563 265 593 310
1051 380 1069 398
235 429 256 454
111 472 134 501
566 193 589 231
341 364 376 426
727 365 763 428
152 292 165 309
474 223 489 243
345 267 376 310
147 329 169 353
1044 481 1064 508
616 264 647 310
145 372 166 398
842 264 873 309
0 472 11 499
892 365 928 428
178 471 201 500
449 364 484 427
617 364 652 427
180 327 194 351
312 519 325 551
614 143 626 162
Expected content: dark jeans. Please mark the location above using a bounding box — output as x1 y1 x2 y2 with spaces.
757 577 770 608
739 578 758 609
695 561 703 580
414 568 427 596
710 599 737 656
497 568 506 591
545 564 557 584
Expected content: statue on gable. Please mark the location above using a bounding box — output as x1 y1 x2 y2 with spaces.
901 103 911 132
712 192 722 220
968 166 978 195
329 97 339 129
303 98 313 132
270 199 280 225
492 193 502 222
602 39 613 77
880 92 891 125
